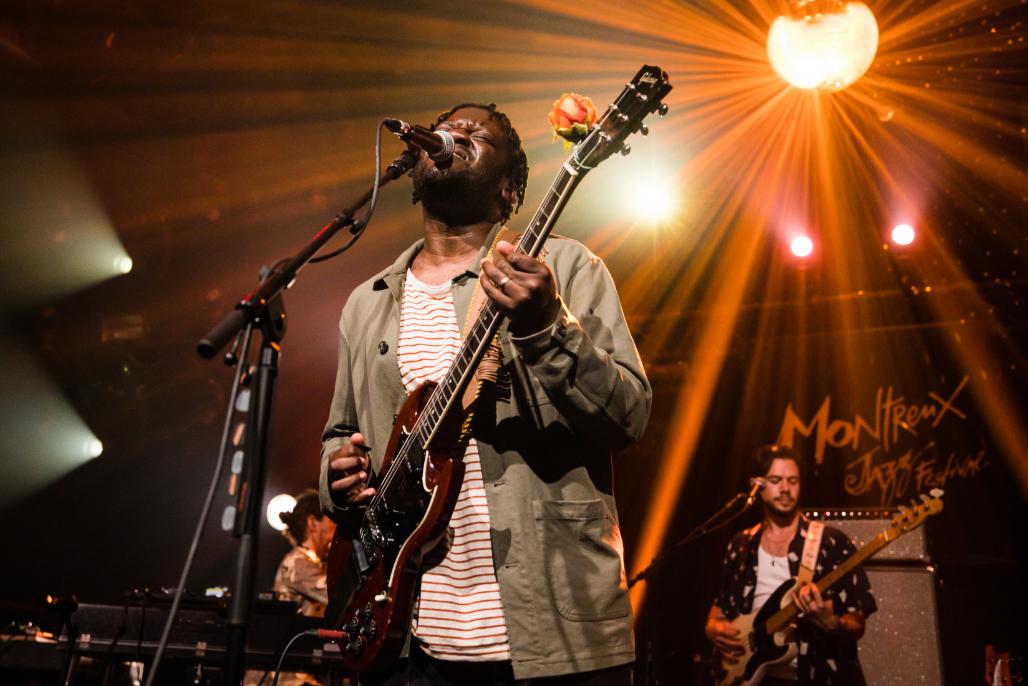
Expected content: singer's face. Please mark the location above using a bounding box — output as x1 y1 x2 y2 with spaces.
432 107 511 175
760 457 801 516
413 107 512 226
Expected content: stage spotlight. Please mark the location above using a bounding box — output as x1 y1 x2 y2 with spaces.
790 235 814 257
634 182 674 221
891 223 916 246
768 1 878 91
83 437 103 459
1 124 128 311
1 335 114 506
114 255 133 274
266 493 296 531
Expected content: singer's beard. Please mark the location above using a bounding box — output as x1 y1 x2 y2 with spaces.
412 161 506 227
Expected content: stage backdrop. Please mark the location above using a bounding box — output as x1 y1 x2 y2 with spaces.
625 297 1027 686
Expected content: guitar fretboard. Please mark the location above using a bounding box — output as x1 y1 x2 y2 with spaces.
764 526 897 635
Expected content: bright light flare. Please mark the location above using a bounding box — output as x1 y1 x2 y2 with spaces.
890 223 915 246
790 235 814 257
83 437 103 458
114 255 133 274
634 182 675 221
266 493 296 531
768 2 879 91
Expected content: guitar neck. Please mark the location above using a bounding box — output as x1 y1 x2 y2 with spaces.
407 161 585 455
765 529 893 634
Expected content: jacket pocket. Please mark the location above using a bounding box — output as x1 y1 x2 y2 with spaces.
533 499 631 622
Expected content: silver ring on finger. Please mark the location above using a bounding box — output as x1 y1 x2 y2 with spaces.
496 275 511 289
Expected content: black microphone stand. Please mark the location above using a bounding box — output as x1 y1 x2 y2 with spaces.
629 490 756 590
630 490 755 686
199 149 417 686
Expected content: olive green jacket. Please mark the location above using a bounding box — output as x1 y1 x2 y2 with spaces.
319 226 651 679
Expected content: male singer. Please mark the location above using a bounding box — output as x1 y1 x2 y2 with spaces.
320 103 651 685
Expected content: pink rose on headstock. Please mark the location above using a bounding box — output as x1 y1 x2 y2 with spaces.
548 92 598 149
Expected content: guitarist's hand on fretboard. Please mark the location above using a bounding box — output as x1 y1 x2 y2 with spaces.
793 582 838 633
480 240 561 336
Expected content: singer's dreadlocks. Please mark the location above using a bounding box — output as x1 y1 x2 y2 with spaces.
412 102 529 225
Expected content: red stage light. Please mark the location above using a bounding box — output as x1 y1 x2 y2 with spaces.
891 223 916 246
790 235 814 258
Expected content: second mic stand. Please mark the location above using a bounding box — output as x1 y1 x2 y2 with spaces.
629 489 755 589
630 489 755 686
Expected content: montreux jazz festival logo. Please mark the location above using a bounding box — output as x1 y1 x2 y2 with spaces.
776 376 988 505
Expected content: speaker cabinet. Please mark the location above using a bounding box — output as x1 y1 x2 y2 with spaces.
859 565 944 686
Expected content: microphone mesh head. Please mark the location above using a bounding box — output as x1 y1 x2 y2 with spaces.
435 130 455 159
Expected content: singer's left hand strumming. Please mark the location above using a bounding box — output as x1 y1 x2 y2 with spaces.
480 240 561 336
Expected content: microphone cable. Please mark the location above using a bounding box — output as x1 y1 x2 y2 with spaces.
141 327 253 686
310 118 402 264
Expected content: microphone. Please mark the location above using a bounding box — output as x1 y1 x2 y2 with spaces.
383 118 455 162
745 477 766 507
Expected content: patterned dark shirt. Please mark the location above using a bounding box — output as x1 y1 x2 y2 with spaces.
714 516 877 685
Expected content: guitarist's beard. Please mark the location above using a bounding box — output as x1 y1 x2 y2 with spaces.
765 499 800 526
413 161 506 227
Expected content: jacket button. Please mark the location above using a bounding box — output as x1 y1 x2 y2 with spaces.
378 341 389 355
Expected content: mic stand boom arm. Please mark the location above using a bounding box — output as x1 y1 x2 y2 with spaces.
628 490 754 589
197 149 417 359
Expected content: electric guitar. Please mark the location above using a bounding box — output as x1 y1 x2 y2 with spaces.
713 489 944 686
324 65 672 673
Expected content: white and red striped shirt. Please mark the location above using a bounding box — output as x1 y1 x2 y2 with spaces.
398 269 512 662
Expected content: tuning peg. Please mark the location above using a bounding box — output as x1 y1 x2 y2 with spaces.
620 143 631 156
919 493 932 503
897 505 909 514
930 488 943 498
658 103 669 116
638 123 650 136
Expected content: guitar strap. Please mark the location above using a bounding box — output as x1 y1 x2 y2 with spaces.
798 519 825 584
458 227 520 425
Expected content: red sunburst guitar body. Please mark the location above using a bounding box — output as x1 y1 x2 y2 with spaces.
325 382 464 672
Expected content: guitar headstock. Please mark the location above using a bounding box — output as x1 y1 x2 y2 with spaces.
571 65 672 170
887 488 944 538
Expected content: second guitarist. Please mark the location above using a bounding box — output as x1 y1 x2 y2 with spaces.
319 103 651 685
706 445 878 686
